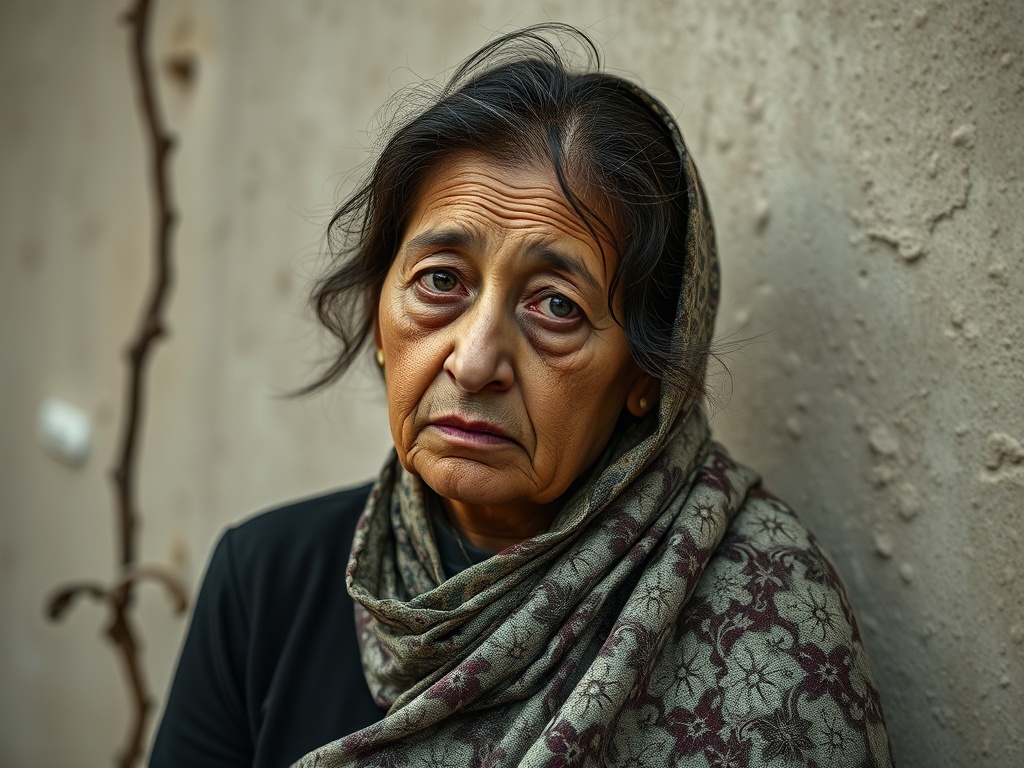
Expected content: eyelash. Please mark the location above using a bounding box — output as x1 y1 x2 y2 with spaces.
413 268 584 325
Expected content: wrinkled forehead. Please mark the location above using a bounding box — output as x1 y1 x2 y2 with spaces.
401 150 620 274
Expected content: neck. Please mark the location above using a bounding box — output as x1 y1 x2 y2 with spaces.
439 496 559 553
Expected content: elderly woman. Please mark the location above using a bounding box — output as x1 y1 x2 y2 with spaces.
152 25 894 768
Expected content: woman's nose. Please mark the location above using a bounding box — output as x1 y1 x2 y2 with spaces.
443 297 515 393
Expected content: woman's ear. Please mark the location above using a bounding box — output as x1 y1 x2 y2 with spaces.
625 372 661 417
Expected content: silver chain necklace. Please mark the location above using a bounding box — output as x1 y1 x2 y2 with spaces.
447 515 475 567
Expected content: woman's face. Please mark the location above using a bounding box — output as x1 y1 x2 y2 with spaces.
376 153 655 520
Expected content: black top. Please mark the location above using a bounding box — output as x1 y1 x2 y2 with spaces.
150 483 385 768
429 498 496 577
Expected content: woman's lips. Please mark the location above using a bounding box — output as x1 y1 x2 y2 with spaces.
430 416 517 448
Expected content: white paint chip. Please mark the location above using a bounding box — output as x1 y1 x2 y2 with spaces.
38 398 92 466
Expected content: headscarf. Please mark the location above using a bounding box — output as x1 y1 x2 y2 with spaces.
295 86 893 768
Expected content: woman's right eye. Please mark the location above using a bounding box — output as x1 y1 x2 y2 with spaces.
421 270 459 293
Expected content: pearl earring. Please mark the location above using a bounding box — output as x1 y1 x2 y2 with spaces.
375 349 385 368
639 397 649 412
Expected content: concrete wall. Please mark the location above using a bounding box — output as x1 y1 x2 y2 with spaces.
1 1 1020 765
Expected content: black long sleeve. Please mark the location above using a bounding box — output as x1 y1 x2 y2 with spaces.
150 483 386 768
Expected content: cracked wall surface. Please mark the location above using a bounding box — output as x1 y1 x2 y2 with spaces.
1 1 1021 766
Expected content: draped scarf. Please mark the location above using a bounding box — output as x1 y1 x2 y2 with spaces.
295 88 893 767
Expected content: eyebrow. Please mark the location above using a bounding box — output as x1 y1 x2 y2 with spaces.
403 226 605 297
531 246 604 297
403 227 479 255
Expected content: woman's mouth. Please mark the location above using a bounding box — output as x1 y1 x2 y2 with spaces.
430 416 517 448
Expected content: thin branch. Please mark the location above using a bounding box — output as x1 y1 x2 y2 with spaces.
44 1 188 766
46 581 111 620
116 0 176 570
114 564 190 614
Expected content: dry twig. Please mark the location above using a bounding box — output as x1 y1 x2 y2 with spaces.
45 1 188 766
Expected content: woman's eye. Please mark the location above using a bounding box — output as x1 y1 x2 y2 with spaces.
422 270 458 292
539 294 579 320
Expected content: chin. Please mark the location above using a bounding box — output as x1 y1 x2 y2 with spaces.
415 456 535 510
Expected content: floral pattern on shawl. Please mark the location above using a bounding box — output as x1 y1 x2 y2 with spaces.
293 427 893 767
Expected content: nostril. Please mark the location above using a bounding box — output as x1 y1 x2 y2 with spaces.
444 340 515 394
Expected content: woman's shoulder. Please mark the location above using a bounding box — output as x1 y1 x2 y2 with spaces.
696 485 865 642
677 485 892 764
226 482 374 551
151 481 381 768
219 482 374 585
724 486 833 560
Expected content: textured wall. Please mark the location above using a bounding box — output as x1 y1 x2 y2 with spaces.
1 1 1020 766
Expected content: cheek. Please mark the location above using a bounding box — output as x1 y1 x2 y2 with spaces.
381 345 464 461
379 300 427 442
527 363 630 470
384 354 431 437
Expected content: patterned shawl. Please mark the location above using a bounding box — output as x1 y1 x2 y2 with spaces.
295 91 893 768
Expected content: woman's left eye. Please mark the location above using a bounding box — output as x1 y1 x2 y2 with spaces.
537 294 580 320
420 270 459 292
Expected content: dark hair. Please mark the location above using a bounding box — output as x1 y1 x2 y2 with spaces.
302 23 705 399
